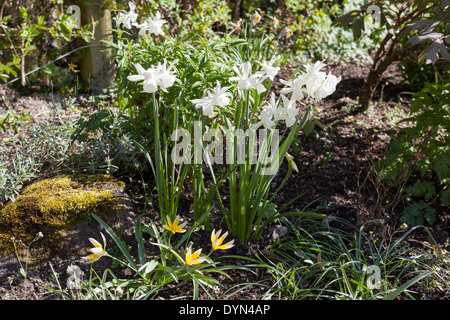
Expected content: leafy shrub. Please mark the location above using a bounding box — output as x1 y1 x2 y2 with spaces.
0 0 92 88
334 0 450 109
285 0 383 65
378 79 450 226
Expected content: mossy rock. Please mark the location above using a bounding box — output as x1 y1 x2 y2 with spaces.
0 174 135 259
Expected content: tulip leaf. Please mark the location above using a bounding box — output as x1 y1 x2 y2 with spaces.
92 213 138 270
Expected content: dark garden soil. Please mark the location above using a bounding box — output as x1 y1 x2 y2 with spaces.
0 62 449 301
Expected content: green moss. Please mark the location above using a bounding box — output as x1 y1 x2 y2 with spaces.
0 174 126 256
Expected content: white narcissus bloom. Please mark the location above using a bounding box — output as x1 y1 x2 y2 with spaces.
273 17 279 29
258 55 281 81
284 27 293 37
127 59 178 93
253 12 262 25
275 95 299 127
127 63 159 93
230 62 267 94
137 11 166 36
115 1 138 29
191 96 214 117
252 92 282 130
208 81 232 108
314 72 341 101
280 77 305 101
191 81 232 118
302 60 327 98
156 59 179 92
229 61 253 90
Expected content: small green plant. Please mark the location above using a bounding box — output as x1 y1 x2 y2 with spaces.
0 1 92 86
378 78 450 226
250 217 442 300
47 213 244 300
10 231 44 299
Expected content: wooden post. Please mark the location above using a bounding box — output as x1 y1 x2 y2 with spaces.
76 0 115 92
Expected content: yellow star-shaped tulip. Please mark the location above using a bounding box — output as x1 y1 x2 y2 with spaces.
185 245 206 266
82 232 107 263
163 216 187 234
211 229 235 251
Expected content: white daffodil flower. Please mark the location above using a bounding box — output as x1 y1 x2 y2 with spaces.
127 59 178 93
258 55 281 81
115 1 138 30
258 108 276 129
191 81 232 117
191 96 214 117
314 72 341 101
127 63 159 93
137 11 166 36
253 12 262 25
252 92 281 130
280 77 306 101
230 62 267 94
301 60 328 98
274 94 299 127
156 59 179 92
208 81 233 108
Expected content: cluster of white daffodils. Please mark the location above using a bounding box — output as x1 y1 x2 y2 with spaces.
127 59 178 93
229 55 280 94
280 60 341 102
189 56 280 118
115 1 166 37
252 60 341 130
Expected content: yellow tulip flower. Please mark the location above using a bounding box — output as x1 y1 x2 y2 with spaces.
185 245 206 266
82 232 108 263
163 215 187 234
211 229 235 251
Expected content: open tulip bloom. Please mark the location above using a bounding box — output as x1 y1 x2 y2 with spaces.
211 229 235 251
82 233 108 263
184 245 207 266
163 215 187 234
